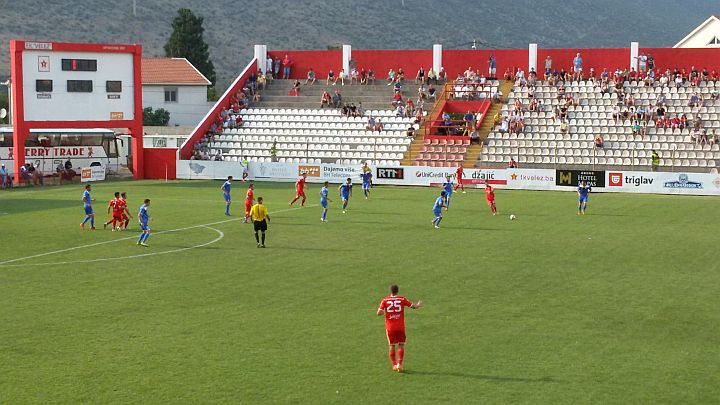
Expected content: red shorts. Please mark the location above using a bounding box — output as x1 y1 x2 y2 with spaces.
245 200 252 213
296 189 306 197
112 213 124 221
486 199 495 205
386 329 406 345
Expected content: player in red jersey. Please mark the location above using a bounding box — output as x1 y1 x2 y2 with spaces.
376 284 422 372
453 164 466 193
243 183 255 223
118 192 132 229
289 172 308 206
485 184 497 215
103 192 121 230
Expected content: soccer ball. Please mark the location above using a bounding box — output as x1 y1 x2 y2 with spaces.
509 214 516 220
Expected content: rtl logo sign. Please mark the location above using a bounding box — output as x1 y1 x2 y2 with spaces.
376 168 404 179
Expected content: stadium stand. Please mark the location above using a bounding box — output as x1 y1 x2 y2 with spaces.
481 74 720 171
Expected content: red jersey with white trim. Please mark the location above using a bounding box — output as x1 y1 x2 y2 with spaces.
115 198 127 215
296 177 306 192
246 188 254 203
108 198 119 212
456 166 464 179
378 295 413 331
485 186 495 201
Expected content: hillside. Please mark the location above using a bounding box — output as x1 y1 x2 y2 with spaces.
0 0 716 87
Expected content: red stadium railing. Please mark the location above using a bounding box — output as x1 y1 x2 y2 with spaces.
180 59 258 159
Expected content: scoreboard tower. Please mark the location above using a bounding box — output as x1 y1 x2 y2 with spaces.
9 40 144 183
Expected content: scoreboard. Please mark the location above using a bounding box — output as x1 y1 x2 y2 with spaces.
18 42 138 122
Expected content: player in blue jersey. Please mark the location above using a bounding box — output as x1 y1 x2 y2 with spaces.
442 175 454 210
320 181 332 222
137 199 151 247
432 191 447 228
221 176 232 216
80 184 96 230
339 177 353 213
360 170 373 199
577 180 591 215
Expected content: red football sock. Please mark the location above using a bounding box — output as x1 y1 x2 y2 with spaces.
124 219 129 228
397 347 404 366
389 346 396 366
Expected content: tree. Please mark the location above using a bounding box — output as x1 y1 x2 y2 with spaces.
143 107 171 126
164 8 216 86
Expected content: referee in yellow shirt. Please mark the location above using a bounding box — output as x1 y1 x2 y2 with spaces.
250 196 270 248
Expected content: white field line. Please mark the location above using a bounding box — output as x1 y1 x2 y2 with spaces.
0 204 316 266
0 226 225 267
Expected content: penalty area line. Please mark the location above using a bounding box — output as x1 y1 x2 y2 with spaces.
0 204 316 266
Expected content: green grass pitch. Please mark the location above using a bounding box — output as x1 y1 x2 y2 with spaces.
1 180 719 403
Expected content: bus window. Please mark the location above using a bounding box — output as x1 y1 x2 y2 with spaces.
104 138 119 158
0 135 9 147
80 135 103 146
60 135 82 146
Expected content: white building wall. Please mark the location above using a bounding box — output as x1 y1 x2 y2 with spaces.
675 18 720 48
142 85 211 127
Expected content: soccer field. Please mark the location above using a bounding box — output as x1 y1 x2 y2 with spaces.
1 180 719 403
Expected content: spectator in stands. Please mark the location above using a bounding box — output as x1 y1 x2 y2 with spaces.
257 71 267 90
709 129 719 145
394 104 406 118
306 68 317 85
651 150 659 171
214 150 223 161
350 67 359 84
499 117 509 134
414 108 424 124
463 110 474 135
366 116 376 131
387 69 396 86
0 164 10 189
514 68 526 87
417 84 428 103
320 90 331 108
360 68 368 84
406 125 415 137
438 67 447 83
427 68 437 84
28 163 43 186
488 54 497 79
594 135 604 148
282 55 293 79
368 69 376 84
338 69 347 86
492 88 503 103
503 67 512 81
572 53 583 81
357 102 365 117
416 67 425 84
290 79 301 96
544 56 552 80
393 80 403 94
266 57 273 79
508 157 518 168
406 98 415 115
528 69 537 86
327 69 337 85
397 68 405 82
470 129 480 145
374 118 383 132
273 57 281 79
332 90 343 108
270 140 278 162
391 90 403 108
560 119 569 135
688 92 702 107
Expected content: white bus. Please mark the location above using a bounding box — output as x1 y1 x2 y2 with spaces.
0 128 126 175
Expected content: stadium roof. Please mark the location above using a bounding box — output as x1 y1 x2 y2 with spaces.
674 15 720 48
141 58 211 86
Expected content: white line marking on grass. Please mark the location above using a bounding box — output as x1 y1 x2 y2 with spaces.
0 226 225 267
0 204 316 266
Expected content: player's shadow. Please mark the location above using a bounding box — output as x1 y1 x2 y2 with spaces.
403 370 560 383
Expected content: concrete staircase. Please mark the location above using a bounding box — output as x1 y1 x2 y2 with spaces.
253 79 408 110
466 80 514 167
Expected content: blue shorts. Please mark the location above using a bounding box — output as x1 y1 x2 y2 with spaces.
321 199 328 209
433 209 442 217
341 194 350 201
140 221 150 231
579 196 588 203
84 205 94 215
362 182 370 190
224 193 231 202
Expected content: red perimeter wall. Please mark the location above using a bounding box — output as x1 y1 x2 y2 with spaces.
269 47 720 80
144 148 177 180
